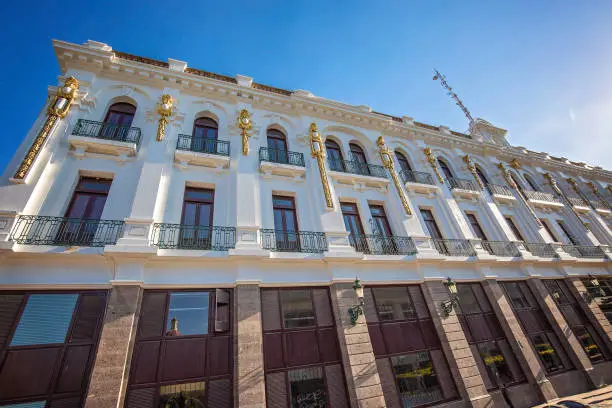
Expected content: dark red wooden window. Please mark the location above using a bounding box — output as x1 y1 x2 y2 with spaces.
273 196 300 252
104 102 136 127
395 151 412 173
437 159 453 180
366 285 459 407
325 139 345 172
465 213 488 241
501 281 573 375
65 177 112 220
0 291 108 408
341 202 368 253
456 283 525 390
504 217 525 242
125 289 232 408
261 287 349 408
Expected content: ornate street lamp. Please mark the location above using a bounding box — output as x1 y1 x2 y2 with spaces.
441 277 460 317
582 275 604 303
348 278 365 325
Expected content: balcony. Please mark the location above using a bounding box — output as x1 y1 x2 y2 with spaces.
68 119 141 158
561 245 607 259
260 229 328 253
327 159 389 189
430 238 476 257
174 135 230 169
565 194 590 213
151 224 236 251
259 147 306 178
486 184 517 205
398 169 439 195
587 196 611 215
9 215 124 247
447 177 481 200
348 234 417 256
522 190 564 210
523 242 559 258
481 241 521 257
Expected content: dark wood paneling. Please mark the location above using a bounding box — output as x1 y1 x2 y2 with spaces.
261 289 281 331
161 338 207 381
401 321 424 351
318 328 340 362
70 293 106 342
0 295 24 350
0 347 61 399
419 320 441 348
55 345 92 393
313 289 334 327
466 314 492 342
325 363 349 408
266 372 288 408
264 332 284 370
49 397 82 408
430 349 458 398
285 330 319 367
381 323 405 354
125 387 157 408
207 336 230 376
207 378 231 408
368 324 387 356
484 314 504 339
130 341 161 384
137 292 167 338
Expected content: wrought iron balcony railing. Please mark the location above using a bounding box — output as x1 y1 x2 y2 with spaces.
9 215 124 247
565 194 588 207
562 245 607 259
73 119 141 145
176 135 230 156
398 169 435 186
430 238 476 257
260 229 328 253
151 224 236 251
447 177 480 192
327 159 388 178
523 242 559 258
522 190 562 204
481 241 522 257
259 147 305 167
587 196 609 210
348 234 417 255
486 183 514 197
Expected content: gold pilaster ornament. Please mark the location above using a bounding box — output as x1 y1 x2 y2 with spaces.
463 155 484 189
309 123 333 208
14 76 80 180
510 158 521 170
423 147 444 183
237 109 253 155
497 163 517 188
156 94 174 142
543 173 560 194
607 185 612 195
377 136 411 215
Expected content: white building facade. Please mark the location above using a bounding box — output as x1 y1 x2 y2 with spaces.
0 39 611 408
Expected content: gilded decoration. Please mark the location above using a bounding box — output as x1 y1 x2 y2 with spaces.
497 163 516 189
156 94 174 142
14 76 79 180
423 147 444 183
309 123 333 208
510 158 521 170
463 155 484 189
237 109 253 156
377 136 411 215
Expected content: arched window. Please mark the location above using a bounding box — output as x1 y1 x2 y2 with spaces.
438 159 453 180
523 174 539 191
104 103 136 127
192 117 218 153
349 143 369 174
475 167 489 185
325 139 344 172
267 129 288 163
395 151 412 173
510 173 524 191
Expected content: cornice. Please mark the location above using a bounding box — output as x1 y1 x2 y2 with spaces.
52 40 612 182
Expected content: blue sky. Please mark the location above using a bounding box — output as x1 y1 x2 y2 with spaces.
2 1 612 171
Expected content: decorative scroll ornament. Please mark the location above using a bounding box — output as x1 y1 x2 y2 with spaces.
607 185 612 195
309 123 333 208
237 109 253 155
510 158 521 170
14 76 80 180
497 163 516 188
423 147 444 183
463 155 484 190
377 136 411 215
156 94 174 142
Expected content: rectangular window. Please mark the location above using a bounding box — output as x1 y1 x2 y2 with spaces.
166 292 210 336
373 287 416 321
477 341 514 386
179 188 215 249
465 213 488 241
65 177 112 219
280 289 316 329
273 195 300 251
531 333 564 372
159 382 206 407
504 216 524 241
556 221 579 245
540 220 559 242
419 209 443 239
369 204 393 236
391 352 443 407
341 202 367 252
288 366 327 407
503 282 530 309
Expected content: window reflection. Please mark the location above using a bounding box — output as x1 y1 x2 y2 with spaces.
159 381 206 407
531 333 564 373
288 367 327 408
373 287 416 321
391 352 443 407
477 341 513 385
281 290 315 329
166 292 209 336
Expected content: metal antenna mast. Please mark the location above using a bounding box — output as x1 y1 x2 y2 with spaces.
432 69 475 133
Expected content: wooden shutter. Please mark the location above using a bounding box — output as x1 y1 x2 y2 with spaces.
214 289 230 333
49 397 82 408
125 387 156 408
263 332 284 370
401 321 424 351
364 288 379 322
0 295 24 351
318 327 340 363
207 336 231 377
325 363 349 408
266 372 288 407
137 292 167 338
313 289 334 327
472 284 492 313
368 324 387 356
261 289 281 331
429 349 458 398
0 347 61 399
70 293 107 342
419 320 441 348
376 358 401 408
130 341 160 384
55 344 91 393
466 315 492 342
161 338 206 381
285 331 319 367
498 340 524 382
381 323 404 354
207 378 231 408
408 286 430 319
484 314 504 339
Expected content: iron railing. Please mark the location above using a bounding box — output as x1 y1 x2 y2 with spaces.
260 229 327 253
522 190 562 204
176 134 230 156
327 159 388 178
523 242 559 258
348 234 417 255
72 119 141 145
9 215 124 247
562 245 607 259
587 196 609 210
259 147 305 167
398 169 435 185
447 177 480 192
430 238 476 256
482 241 522 257
565 194 588 207
151 224 236 251
486 184 514 197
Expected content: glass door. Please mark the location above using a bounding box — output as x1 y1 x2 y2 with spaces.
341 202 368 252
180 188 214 249
273 196 299 251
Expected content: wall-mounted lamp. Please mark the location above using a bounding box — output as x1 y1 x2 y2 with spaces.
582 275 604 303
348 278 365 325
441 277 459 317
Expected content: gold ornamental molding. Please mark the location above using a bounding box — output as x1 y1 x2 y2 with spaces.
377 136 411 215
423 147 444 183
237 109 253 156
309 123 334 209
510 158 521 170
497 163 517 188
156 94 174 142
14 77 79 181
463 155 484 190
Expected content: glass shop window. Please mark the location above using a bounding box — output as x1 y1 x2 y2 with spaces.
288 366 327 408
159 381 206 407
373 287 416 321
476 341 513 385
504 282 530 309
391 352 443 408
280 289 316 329
530 333 564 373
165 292 210 336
